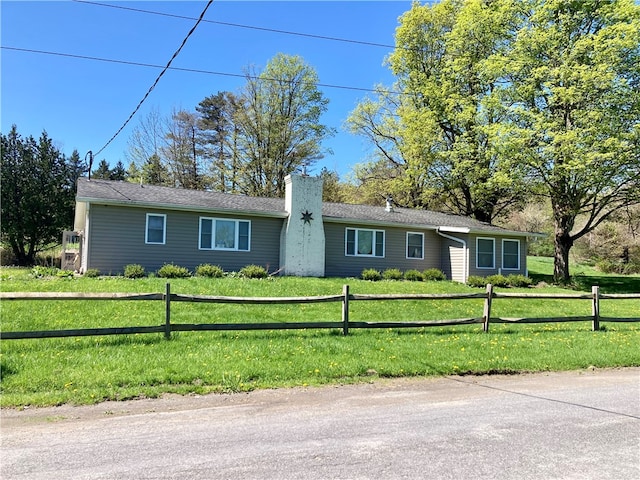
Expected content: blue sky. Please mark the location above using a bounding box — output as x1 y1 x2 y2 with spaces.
2 0 413 177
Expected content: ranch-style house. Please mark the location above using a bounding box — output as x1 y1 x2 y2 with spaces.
71 175 537 281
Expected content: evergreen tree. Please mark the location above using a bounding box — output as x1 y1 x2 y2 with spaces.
92 159 111 179
109 160 127 181
1 126 75 265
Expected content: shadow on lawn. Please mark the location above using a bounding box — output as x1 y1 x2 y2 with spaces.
529 272 640 294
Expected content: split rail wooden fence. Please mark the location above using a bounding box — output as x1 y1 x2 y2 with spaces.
1 284 638 340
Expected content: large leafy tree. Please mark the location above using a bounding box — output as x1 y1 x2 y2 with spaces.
233 53 334 197
348 0 529 223
1 126 75 266
501 0 640 281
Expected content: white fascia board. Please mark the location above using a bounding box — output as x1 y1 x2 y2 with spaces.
439 225 545 238
437 226 471 234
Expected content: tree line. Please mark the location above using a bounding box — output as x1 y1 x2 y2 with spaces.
116 53 334 198
345 0 639 281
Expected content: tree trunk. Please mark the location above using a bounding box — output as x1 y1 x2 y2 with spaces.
553 234 572 283
553 214 575 283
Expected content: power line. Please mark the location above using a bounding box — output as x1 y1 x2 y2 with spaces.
2 46 403 96
71 0 402 51
92 0 214 157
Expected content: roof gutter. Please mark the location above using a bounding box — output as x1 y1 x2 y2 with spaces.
437 228 468 283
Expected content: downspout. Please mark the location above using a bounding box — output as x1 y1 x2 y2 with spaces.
437 229 468 283
81 203 90 274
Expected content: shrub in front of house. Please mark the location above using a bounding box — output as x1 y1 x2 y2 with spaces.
466 275 486 288
486 274 510 287
506 274 533 288
239 264 268 279
84 268 100 278
422 268 446 281
361 268 382 281
195 264 224 278
404 269 423 281
382 268 403 281
157 263 191 278
124 264 146 278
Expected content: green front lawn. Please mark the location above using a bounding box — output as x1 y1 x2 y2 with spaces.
1 259 638 407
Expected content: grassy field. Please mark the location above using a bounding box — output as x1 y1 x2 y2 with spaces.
1 258 638 407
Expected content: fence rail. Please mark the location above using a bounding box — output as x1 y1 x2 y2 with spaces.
1 284 638 340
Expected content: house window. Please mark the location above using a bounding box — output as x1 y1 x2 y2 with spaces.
406 232 424 259
476 237 495 269
199 217 250 251
502 239 520 270
145 214 166 244
346 228 384 257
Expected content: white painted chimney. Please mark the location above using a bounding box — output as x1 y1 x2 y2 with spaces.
280 174 325 276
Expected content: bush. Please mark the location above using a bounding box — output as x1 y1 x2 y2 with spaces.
622 262 640 275
382 268 403 281
486 274 510 287
595 259 619 274
0 248 17 266
404 269 423 281
466 275 487 288
422 268 446 281
195 264 224 278
239 264 268 279
31 266 60 278
361 268 382 281
124 264 146 279
157 263 191 278
84 269 100 278
506 274 533 288
56 269 75 278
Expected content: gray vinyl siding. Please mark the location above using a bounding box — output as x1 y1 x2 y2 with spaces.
324 222 441 277
86 204 282 275
468 234 527 277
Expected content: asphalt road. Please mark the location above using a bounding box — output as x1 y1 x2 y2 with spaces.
2 368 639 480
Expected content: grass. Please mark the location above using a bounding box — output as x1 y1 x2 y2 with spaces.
1 259 638 407
527 256 640 293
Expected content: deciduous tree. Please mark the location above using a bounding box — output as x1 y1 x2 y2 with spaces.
233 53 334 197
349 0 529 222
501 0 640 281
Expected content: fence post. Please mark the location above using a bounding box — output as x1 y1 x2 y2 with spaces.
483 284 493 333
165 282 171 340
592 285 600 331
342 284 350 336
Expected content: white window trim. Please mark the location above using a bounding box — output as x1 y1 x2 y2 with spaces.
199 217 251 251
502 239 520 270
145 213 166 245
345 228 385 258
406 232 424 260
476 237 495 270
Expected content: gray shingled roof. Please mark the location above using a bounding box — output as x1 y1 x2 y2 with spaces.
76 178 530 235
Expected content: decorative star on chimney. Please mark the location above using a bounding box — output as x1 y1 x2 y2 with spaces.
301 210 313 224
